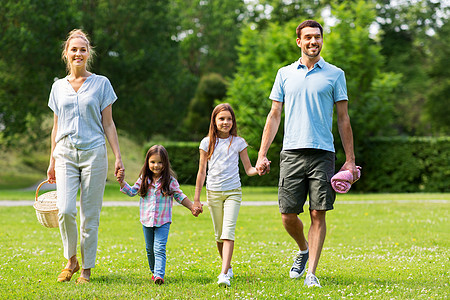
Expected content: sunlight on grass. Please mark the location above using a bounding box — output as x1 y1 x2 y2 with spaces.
0 200 448 299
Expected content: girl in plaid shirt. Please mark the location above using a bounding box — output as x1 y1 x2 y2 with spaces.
117 145 200 285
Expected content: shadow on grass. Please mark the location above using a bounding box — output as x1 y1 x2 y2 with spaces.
93 274 151 285
92 273 215 285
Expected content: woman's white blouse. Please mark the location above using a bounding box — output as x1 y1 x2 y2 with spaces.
48 74 117 150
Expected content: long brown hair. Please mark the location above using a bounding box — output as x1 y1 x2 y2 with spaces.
138 145 176 198
207 103 238 160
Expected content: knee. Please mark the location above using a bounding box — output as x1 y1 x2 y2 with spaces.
310 210 326 224
281 213 300 227
310 210 326 219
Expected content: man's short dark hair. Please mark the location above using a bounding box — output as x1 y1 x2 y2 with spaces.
296 20 323 38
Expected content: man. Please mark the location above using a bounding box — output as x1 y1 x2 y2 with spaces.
256 20 358 288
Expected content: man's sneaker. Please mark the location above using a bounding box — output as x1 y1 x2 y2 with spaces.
154 276 164 285
304 273 321 288
227 267 234 279
217 273 230 287
289 250 309 279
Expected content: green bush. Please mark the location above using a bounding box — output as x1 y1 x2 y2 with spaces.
357 137 450 192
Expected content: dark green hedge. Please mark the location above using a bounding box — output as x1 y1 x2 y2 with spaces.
146 137 450 193
356 137 450 192
288 136 449 193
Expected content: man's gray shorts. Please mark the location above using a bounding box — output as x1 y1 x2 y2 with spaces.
278 149 336 214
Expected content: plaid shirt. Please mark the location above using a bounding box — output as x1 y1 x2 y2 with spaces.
120 176 187 227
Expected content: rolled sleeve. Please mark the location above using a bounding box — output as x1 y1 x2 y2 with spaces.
170 178 186 204
100 78 118 111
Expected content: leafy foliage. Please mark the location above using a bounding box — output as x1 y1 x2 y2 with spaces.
425 19 450 134
376 0 450 135
0 0 81 146
172 0 245 77
88 0 196 141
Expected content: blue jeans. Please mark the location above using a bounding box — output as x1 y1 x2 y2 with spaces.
142 223 170 279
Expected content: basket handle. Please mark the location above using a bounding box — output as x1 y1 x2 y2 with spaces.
35 179 51 202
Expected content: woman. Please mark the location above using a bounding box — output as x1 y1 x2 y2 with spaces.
46 29 123 284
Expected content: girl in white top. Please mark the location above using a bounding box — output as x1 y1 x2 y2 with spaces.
193 103 258 287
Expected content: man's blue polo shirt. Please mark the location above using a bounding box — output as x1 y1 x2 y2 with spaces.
269 57 348 152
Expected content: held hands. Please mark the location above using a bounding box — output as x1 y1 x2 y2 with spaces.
114 158 124 179
116 168 125 184
192 201 203 217
256 156 271 176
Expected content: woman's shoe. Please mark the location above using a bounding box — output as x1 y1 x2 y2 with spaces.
76 277 90 284
57 261 80 282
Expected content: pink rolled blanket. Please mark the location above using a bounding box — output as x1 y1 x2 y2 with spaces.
331 167 361 193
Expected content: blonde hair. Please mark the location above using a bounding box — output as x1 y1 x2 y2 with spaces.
62 29 95 73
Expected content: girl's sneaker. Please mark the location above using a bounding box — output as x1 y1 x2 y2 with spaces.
217 273 230 287
154 277 164 285
227 267 234 279
304 273 321 288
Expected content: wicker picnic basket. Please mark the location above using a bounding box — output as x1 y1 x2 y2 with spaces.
33 180 59 228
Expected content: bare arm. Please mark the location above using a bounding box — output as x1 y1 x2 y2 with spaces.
239 148 257 176
101 104 124 177
193 149 208 213
180 196 200 217
256 100 283 175
46 114 58 184
336 100 358 181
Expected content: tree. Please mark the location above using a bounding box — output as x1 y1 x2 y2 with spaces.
375 0 449 135
245 0 325 30
172 0 245 78
0 0 81 147
87 0 196 141
425 19 450 135
182 73 228 140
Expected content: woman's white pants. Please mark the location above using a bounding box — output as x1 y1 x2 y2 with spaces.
54 138 107 269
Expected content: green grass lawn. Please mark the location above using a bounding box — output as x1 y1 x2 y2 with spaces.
0 190 448 299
